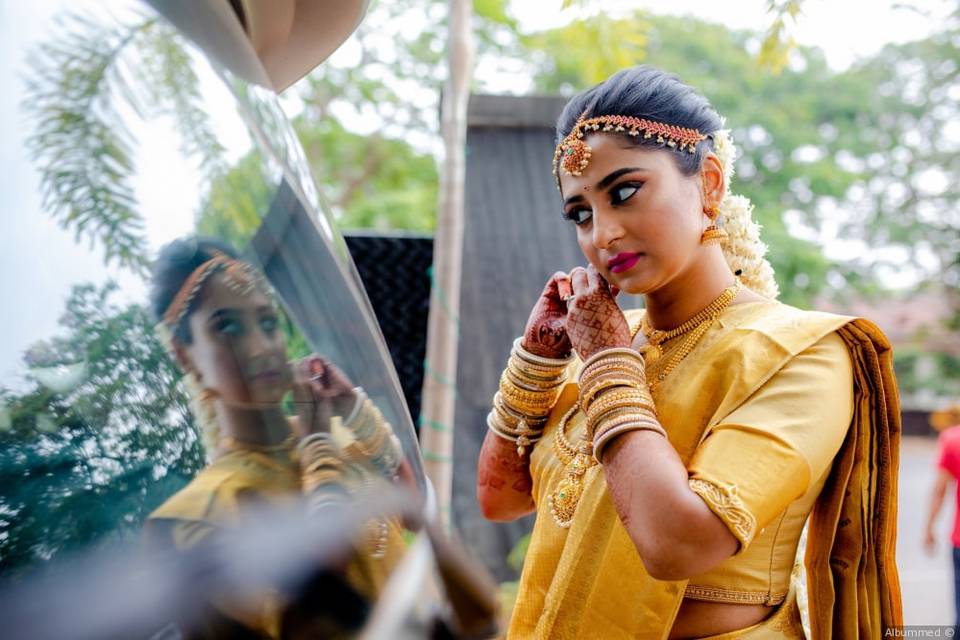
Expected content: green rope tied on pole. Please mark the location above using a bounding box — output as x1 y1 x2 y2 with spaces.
427 265 461 330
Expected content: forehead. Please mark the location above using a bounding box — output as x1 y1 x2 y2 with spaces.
193 271 274 314
558 134 677 193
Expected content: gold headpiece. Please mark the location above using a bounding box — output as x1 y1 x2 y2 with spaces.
162 251 268 331
553 113 707 183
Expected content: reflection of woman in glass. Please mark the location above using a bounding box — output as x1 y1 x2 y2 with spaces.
477 66 901 638
144 237 405 639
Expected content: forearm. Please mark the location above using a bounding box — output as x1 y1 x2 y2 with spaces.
477 430 535 521
601 430 737 580
926 477 948 533
477 336 572 521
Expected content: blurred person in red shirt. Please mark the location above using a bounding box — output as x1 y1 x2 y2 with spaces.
925 404 960 626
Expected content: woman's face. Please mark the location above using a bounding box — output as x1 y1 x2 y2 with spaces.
180 272 291 407
558 135 710 295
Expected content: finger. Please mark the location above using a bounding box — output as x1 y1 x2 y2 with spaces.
610 285 621 298
291 378 313 407
569 267 589 294
552 270 574 301
543 271 571 301
291 360 309 388
320 358 347 383
593 267 615 296
586 264 602 291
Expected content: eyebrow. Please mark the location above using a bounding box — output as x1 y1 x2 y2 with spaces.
562 167 645 206
207 308 239 322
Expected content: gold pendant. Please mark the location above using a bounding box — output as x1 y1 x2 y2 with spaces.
549 452 592 528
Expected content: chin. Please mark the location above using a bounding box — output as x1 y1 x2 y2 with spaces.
608 271 656 297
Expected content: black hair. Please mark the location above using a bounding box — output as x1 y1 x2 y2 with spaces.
555 65 723 177
149 236 242 344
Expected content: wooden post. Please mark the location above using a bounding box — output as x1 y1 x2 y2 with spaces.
419 0 474 531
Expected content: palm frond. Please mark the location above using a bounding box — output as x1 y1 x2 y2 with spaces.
21 12 228 274
22 14 156 274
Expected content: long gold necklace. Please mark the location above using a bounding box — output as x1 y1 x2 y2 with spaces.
549 283 740 528
548 403 594 528
548 319 643 528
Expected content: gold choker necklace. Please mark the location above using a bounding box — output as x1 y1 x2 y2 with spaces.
640 282 741 391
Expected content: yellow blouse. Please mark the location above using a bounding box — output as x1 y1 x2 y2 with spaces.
685 330 852 605
146 449 404 638
507 301 900 639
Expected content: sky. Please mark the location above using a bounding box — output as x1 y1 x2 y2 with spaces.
0 0 253 389
510 0 954 71
0 0 953 390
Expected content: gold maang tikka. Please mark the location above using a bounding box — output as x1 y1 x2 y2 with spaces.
553 113 707 187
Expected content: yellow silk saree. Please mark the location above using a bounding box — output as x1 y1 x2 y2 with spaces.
507 301 901 639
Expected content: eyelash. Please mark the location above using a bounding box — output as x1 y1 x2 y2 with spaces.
215 319 241 335
214 314 279 336
563 181 643 226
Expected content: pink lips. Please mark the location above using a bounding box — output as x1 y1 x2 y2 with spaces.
607 252 641 274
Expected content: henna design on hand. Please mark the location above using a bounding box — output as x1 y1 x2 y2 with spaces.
523 271 574 359
478 434 533 494
566 265 631 359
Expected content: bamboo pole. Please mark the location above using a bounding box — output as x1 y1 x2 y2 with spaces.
419 0 474 531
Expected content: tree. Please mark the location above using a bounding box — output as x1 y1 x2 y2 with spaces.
833 9 960 300
21 14 224 275
0 283 204 578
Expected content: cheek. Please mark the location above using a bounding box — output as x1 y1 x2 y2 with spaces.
199 342 247 391
576 228 601 263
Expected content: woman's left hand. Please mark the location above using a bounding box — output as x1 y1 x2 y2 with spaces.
565 264 631 360
291 355 358 437
302 355 357 418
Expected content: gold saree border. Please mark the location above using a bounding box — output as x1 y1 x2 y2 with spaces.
684 584 787 606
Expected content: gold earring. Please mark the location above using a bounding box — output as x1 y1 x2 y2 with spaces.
700 204 727 245
700 224 728 245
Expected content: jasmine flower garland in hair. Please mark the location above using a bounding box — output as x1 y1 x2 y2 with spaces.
711 127 780 300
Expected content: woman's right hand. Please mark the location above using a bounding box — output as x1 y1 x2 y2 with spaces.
522 271 574 359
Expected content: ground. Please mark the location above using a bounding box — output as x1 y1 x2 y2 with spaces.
900 436 953 625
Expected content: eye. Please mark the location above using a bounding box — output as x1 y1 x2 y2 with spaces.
260 314 279 335
611 183 641 205
214 317 243 336
564 207 593 226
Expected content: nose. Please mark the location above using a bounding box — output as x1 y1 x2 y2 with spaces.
244 323 275 360
591 207 624 250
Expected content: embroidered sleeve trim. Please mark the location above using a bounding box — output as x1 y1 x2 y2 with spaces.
684 584 787 606
688 477 757 549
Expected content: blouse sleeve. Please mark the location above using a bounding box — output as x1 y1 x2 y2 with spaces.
686 331 854 553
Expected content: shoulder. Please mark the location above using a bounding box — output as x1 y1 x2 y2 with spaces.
147 454 266 524
941 425 960 449
732 301 853 352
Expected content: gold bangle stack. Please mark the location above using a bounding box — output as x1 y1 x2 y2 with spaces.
488 337 573 457
576 349 666 464
298 433 349 511
345 391 403 478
